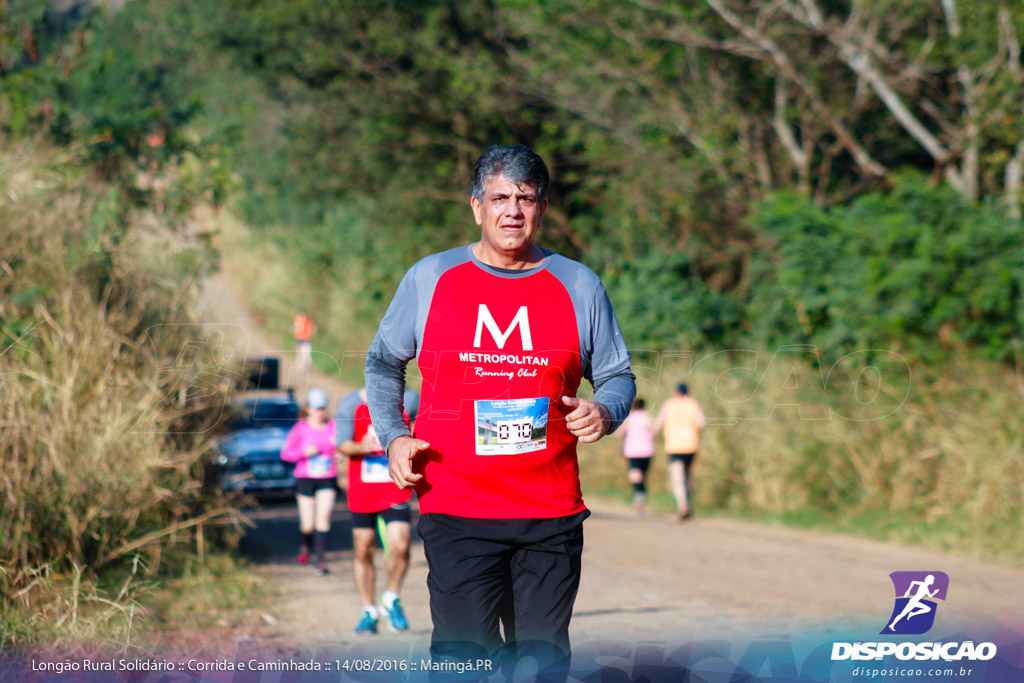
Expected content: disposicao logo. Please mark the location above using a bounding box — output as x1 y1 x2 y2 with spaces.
880 571 949 635
831 571 998 663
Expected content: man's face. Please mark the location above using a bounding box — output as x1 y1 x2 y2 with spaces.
471 173 547 258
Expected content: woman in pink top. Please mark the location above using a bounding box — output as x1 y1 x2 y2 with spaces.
617 397 655 515
280 388 338 575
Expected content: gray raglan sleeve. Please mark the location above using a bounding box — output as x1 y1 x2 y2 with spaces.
403 388 421 421
593 374 636 431
585 282 636 432
376 267 421 362
365 334 412 453
365 266 419 453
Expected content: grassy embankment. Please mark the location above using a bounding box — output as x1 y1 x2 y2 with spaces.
583 352 1024 566
218 212 1024 567
0 143 266 654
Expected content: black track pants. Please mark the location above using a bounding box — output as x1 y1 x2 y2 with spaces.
417 511 586 670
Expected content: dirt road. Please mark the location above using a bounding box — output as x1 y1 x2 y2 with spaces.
197 270 1024 662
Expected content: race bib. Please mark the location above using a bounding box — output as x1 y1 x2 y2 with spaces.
474 397 549 455
307 454 333 478
361 455 392 483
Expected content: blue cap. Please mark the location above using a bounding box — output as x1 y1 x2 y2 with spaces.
306 388 329 410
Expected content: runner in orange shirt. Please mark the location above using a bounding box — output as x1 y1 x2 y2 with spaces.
654 382 706 521
293 311 315 368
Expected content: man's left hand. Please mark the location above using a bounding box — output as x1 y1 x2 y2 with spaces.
561 396 611 443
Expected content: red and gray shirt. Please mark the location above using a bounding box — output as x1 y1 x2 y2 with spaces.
335 390 415 513
367 245 634 519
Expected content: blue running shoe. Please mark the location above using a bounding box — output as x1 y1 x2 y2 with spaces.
353 611 378 635
381 597 408 633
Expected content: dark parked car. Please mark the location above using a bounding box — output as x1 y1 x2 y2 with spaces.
215 392 301 497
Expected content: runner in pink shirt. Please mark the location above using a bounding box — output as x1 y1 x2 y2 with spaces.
617 397 655 515
280 388 338 575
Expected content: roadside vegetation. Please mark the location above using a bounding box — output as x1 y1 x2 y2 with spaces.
581 354 1024 566
0 142 262 652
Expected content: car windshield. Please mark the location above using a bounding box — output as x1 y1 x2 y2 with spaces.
228 401 299 430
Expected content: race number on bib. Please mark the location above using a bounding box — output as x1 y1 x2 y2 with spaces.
307 454 333 478
474 397 549 455
361 455 392 483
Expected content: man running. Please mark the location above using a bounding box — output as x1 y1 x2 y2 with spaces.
335 387 418 635
366 144 635 670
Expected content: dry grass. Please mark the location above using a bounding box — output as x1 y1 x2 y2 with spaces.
581 350 1024 564
0 140 245 651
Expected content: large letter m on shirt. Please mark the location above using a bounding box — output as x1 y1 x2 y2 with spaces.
473 304 533 351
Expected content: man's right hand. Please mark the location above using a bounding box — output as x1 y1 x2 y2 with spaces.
387 435 429 489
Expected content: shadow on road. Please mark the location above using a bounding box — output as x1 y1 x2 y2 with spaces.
237 498 422 564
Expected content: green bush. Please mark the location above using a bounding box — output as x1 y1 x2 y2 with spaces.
746 174 1024 360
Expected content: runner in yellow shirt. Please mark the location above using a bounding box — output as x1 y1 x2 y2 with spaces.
654 383 706 521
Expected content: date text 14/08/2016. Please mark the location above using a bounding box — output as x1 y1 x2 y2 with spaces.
339 659 495 674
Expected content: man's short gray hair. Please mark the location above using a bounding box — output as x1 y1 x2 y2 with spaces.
471 145 550 202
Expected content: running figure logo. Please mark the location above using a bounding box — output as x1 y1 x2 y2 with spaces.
881 571 949 635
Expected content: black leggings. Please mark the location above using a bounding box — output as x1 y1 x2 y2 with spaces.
669 452 696 482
